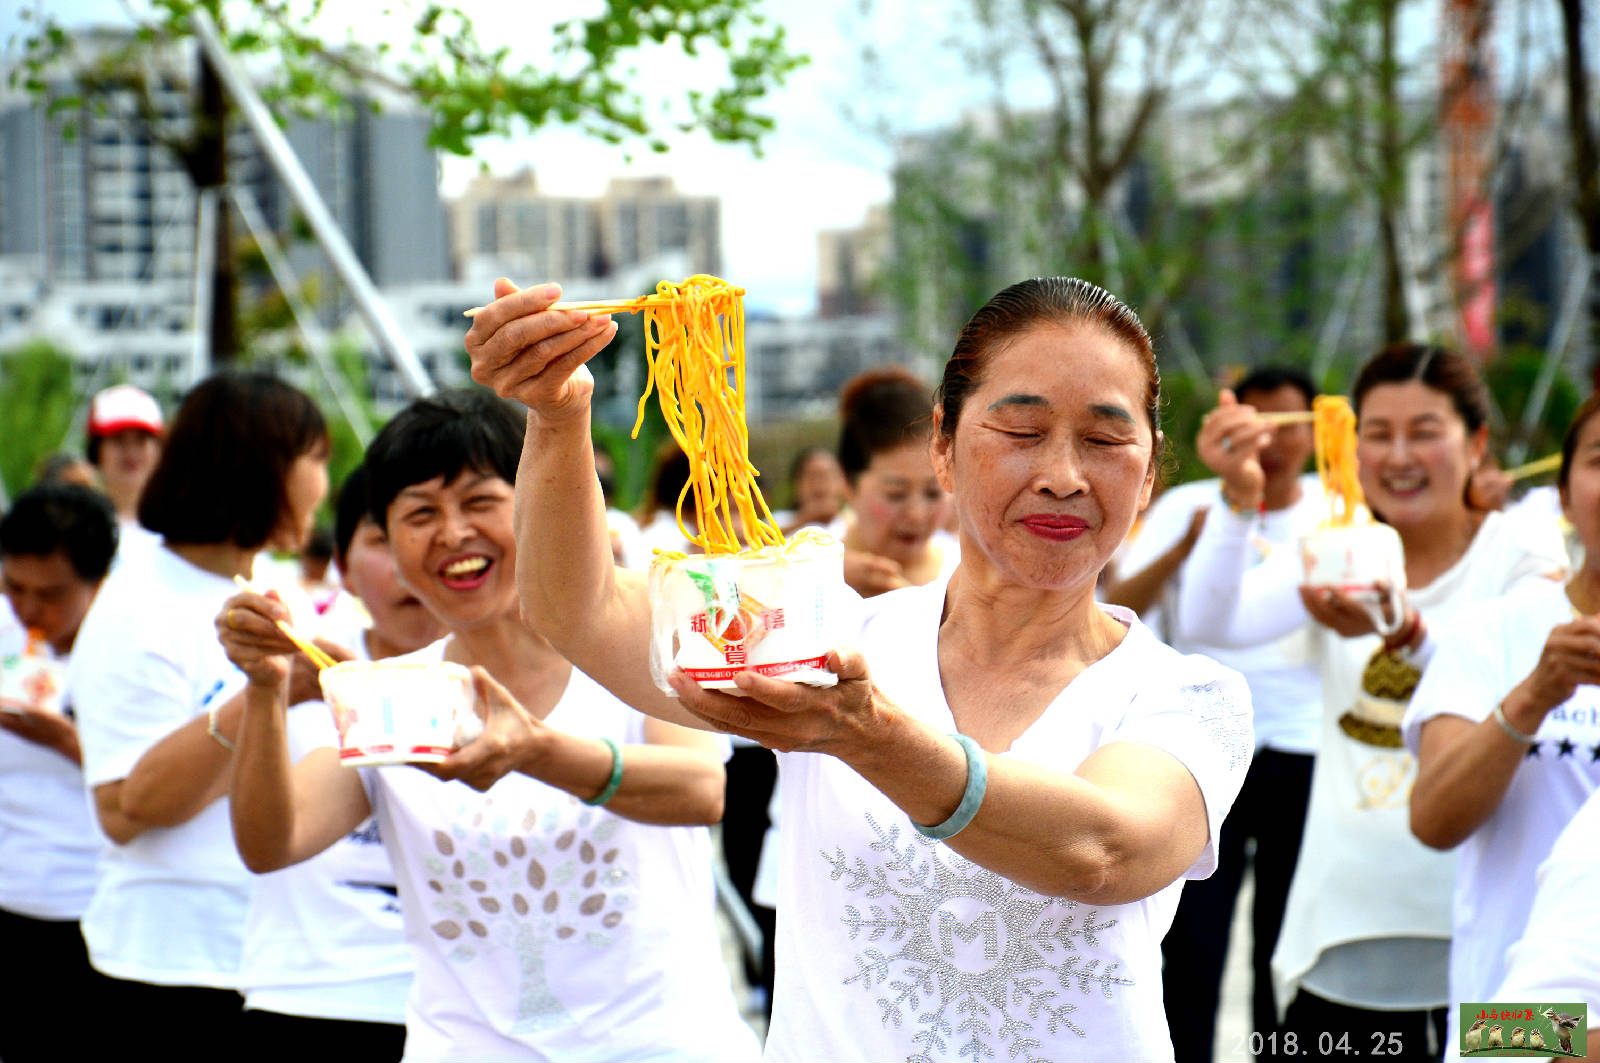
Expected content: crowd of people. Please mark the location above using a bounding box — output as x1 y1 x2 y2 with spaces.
0 274 1596 1062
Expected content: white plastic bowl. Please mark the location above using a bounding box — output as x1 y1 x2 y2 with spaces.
648 532 846 693
319 660 480 766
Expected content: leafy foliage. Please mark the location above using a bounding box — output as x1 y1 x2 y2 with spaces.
10 0 807 157
0 343 81 500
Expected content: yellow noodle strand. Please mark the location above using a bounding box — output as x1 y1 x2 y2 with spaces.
1312 395 1365 527
628 275 784 554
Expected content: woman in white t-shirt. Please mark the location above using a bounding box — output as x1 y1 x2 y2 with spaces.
69 373 331 1037
1404 394 1600 1056
833 367 958 596
219 390 759 1062
776 445 847 536
1493 785 1600 1058
0 483 121 1061
1175 345 1568 1057
235 465 446 1058
469 276 1255 1061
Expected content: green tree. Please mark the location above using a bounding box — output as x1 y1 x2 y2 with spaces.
877 0 1347 375
1555 0 1600 386
0 342 80 500
11 0 806 363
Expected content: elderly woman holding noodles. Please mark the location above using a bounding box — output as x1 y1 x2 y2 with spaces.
466 276 1253 1061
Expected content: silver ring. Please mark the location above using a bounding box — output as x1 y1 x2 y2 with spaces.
1221 437 1234 453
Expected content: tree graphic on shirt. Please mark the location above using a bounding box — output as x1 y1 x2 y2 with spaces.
825 812 1132 1063
421 795 630 1033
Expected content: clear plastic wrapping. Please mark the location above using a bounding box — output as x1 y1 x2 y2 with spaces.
647 530 846 694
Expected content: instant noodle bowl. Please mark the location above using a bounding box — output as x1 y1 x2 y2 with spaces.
319 660 481 766
648 530 846 693
0 653 66 716
1299 522 1407 634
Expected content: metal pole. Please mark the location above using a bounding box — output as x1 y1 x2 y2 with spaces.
1312 224 1377 384
229 185 375 446
189 9 435 397
192 186 217 385
1508 258 1592 465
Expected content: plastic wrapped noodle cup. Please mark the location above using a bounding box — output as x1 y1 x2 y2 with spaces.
648 530 846 694
318 660 482 766
1299 521 1408 636
0 653 66 716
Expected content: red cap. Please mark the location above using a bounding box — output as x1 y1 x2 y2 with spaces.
88 385 163 438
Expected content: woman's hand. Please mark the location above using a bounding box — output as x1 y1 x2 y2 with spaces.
1467 463 1513 511
216 590 296 688
424 667 545 793
1506 617 1600 722
465 279 617 421
1196 389 1272 510
1298 584 1409 638
666 647 896 757
844 550 910 597
0 702 80 762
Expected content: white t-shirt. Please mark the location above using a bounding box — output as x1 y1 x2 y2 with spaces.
1403 578 1600 1049
1126 475 1326 753
69 544 252 987
607 507 648 571
1177 507 1569 1012
635 511 693 566
764 579 1255 1063
1494 785 1600 1009
0 605 103 920
361 644 758 1062
112 516 161 569
238 631 413 1023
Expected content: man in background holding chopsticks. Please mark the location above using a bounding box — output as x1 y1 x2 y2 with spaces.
1119 366 1326 1063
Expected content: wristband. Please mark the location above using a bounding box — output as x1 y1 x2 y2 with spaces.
582 736 624 806
1220 487 1264 517
912 733 988 841
206 705 237 753
1492 702 1538 745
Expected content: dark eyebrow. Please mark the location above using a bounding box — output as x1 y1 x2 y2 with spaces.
987 393 1048 411
1090 403 1136 423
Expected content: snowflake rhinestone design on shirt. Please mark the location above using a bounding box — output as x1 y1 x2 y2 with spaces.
825 812 1132 1063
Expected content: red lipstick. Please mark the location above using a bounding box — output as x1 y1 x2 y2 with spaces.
1021 515 1088 541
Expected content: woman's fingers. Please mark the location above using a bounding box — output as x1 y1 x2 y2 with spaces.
667 649 877 753
465 277 620 411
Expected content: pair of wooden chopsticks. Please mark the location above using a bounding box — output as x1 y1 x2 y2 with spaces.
1504 452 1562 482
231 576 339 670
462 295 679 319
1254 410 1317 426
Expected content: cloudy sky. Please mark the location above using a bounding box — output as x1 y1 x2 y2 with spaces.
1 0 976 314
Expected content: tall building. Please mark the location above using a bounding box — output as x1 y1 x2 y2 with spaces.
447 169 599 281
0 29 274 289
447 171 720 282
282 101 451 287
817 205 890 318
0 29 452 393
